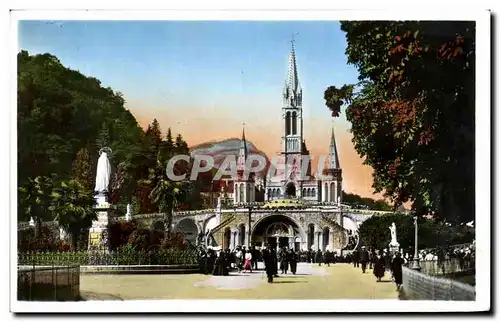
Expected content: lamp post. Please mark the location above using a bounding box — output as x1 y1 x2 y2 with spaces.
248 206 253 247
411 216 421 271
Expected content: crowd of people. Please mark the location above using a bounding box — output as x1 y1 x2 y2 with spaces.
196 245 301 282
195 241 474 291
349 246 406 290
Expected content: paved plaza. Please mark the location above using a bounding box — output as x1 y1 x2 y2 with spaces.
80 263 399 300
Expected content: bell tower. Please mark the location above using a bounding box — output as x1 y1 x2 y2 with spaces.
282 39 303 156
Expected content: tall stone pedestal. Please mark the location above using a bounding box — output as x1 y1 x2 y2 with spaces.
88 199 117 251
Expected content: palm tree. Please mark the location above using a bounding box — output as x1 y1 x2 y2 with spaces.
51 180 97 250
148 153 190 235
18 176 54 238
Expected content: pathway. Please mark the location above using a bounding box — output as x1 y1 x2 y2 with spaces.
79 263 398 300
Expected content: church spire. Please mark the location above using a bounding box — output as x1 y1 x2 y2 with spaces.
240 124 247 156
283 37 302 107
329 125 340 169
237 124 248 174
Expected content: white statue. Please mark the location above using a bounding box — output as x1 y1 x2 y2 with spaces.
29 217 35 227
389 222 399 246
125 203 132 221
216 196 221 213
94 148 112 194
59 227 66 240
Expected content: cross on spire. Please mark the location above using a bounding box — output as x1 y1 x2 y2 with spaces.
290 32 299 49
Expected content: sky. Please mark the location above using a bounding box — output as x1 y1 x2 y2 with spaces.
18 20 383 199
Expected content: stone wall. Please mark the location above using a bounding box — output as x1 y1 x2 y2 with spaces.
17 265 80 301
402 266 475 301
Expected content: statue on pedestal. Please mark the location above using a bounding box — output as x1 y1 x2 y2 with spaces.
89 147 114 251
389 222 400 252
94 147 112 203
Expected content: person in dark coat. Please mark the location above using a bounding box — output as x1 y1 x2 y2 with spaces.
373 251 385 282
315 250 323 266
288 249 298 275
360 246 369 273
324 250 331 267
206 249 216 274
352 249 360 268
198 249 207 274
383 250 392 272
262 245 275 283
251 246 258 270
271 247 279 277
369 249 377 270
279 247 289 274
213 251 227 276
391 252 404 290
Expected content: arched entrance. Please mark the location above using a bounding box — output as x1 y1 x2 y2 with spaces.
251 214 304 251
174 218 199 245
285 182 296 197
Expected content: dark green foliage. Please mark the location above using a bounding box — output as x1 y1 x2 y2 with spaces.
342 191 392 211
72 148 93 191
107 220 138 250
18 50 195 235
324 22 475 224
358 213 475 251
17 226 70 252
51 180 97 250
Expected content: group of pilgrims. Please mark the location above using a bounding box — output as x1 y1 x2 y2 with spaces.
196 244 407 290
196 245 300 282
351 246 406 290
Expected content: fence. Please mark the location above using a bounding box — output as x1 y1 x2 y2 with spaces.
17 265 80 301
402 266 475 301
419 258 474 276
18 248 198 266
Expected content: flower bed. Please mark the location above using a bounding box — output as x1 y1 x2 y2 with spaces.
18 248 198 266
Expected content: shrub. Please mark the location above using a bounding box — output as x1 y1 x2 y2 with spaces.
161 232 189 250
107 220 138 250
127 228 151 250
18 227 71 253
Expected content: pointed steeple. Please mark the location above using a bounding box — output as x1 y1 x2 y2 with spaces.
237 125 248 174
329 126 340 169
283 41 302 107
240 126 247 157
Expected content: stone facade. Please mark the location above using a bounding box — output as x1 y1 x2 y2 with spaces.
133 206 391 253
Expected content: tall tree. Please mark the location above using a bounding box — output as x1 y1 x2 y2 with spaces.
162 127 175 158
175 133 189 155
145 119 163 166
324 21 475 224
95 122 111 151
148 155 190 235
72 148 93 191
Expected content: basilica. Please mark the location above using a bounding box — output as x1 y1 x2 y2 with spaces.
232 43 343 206
135 45 391 253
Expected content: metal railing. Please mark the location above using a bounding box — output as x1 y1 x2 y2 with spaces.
17 265 80 301
18 248 198 266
